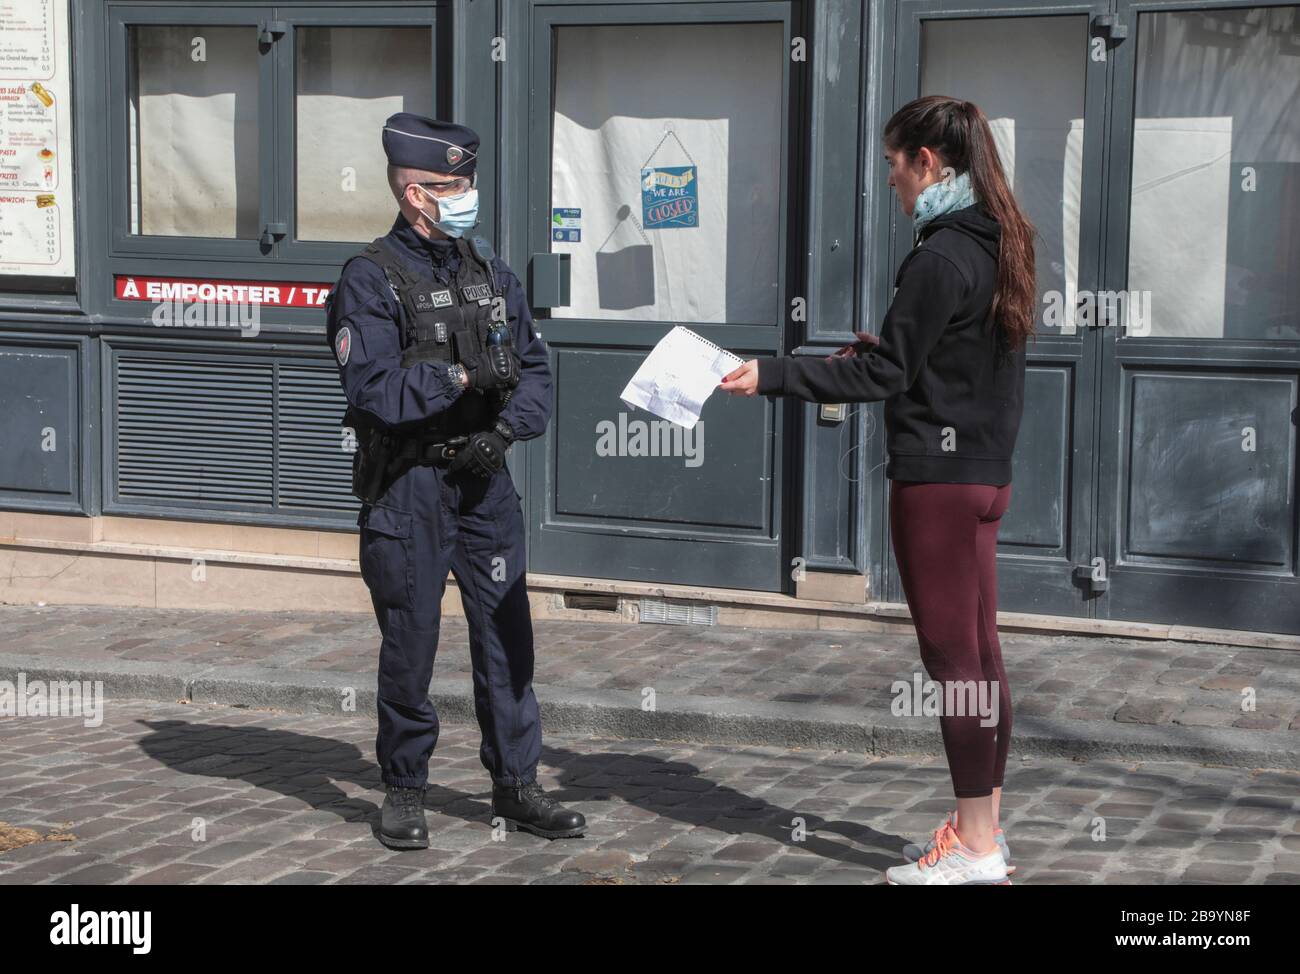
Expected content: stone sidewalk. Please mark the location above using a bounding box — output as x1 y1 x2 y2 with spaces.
0 605 1297 769
1 698 1297 885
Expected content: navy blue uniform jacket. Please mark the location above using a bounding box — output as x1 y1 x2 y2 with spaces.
325 215 553 442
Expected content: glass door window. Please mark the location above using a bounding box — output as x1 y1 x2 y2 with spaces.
921 15 1091 334
294 26 434 243
110 5 438 261
128 25 261 239
1127 5 1300 340
549 21 785 325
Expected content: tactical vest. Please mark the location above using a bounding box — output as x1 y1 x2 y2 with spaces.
354 234 506 435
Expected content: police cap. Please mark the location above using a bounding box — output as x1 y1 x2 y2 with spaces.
382 112 479 176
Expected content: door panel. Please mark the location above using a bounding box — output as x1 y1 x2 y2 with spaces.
998 367 1075 555
524 2 795 592
551 348 771 530
1124 374 1293 567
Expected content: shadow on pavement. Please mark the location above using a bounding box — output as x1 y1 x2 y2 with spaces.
134 719 904 871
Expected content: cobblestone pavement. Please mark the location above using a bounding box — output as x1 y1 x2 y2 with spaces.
1 605 1297 736
0 699 1296 885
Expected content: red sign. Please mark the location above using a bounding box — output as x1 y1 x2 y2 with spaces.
114 275 333 307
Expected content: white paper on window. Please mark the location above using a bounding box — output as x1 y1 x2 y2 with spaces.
296 28 433 242
1130 7 1300 340
131 26 259 239
1129 117 1232 339
1064 117 1083 332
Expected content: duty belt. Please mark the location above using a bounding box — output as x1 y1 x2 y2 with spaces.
389 432 470 465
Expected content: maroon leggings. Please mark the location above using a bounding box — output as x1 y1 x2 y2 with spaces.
889 479 1013 799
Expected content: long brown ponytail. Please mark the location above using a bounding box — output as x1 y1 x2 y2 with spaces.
884 95 1037 350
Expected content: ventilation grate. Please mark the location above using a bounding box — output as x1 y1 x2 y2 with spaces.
563 592 620 612
117 357 275 505
639 597 717 626
277 364 354 512
115 352 356 517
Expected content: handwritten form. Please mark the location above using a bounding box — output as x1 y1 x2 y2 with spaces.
620 326 745 429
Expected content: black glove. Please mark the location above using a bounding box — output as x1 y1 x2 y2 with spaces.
449 428 508 478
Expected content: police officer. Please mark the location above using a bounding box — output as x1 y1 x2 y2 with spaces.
326 113 586 849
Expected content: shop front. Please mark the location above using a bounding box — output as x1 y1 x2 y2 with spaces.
0 0 1296 638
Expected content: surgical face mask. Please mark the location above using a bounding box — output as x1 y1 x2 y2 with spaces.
417 183 479 238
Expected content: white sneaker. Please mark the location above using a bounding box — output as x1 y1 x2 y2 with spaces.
903 809 1015 874
885 822 1010 885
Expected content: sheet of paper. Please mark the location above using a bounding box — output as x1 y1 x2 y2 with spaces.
619 325 744 429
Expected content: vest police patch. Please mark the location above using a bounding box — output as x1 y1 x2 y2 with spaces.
461 283 492 302
414 289 453 312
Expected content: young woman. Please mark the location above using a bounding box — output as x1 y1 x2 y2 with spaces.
721 95 1035 885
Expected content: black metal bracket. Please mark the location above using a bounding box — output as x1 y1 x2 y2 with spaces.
258 21 287 46
1073 564 1110 594
259 222 287 249
1092 14 1129 41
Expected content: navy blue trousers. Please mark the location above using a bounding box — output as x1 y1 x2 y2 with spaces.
358 461 540 789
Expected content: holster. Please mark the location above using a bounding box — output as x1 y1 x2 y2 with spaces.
346 407 476 504
347 409 400 505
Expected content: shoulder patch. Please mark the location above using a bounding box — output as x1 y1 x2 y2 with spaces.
469 236 495 263
334 326 352 366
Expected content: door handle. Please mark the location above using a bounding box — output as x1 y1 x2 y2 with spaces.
529 253 571 309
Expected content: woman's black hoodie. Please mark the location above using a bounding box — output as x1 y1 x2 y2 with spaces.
756 203 1026 485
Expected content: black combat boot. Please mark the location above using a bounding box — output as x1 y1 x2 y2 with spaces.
379 784 429 850
490 780 587 839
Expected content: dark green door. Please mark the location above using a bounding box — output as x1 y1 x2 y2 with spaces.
889 0 1113 618
520 1 800 591
891 0 1300 635
1095 0 1300 635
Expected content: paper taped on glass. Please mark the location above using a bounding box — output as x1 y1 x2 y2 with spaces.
619 326 744 430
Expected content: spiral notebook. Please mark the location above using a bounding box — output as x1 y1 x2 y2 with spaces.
619 325 744 429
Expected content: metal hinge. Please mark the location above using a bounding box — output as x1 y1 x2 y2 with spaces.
259 222 287 248
258 21 287 45
1092 14 1128 41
